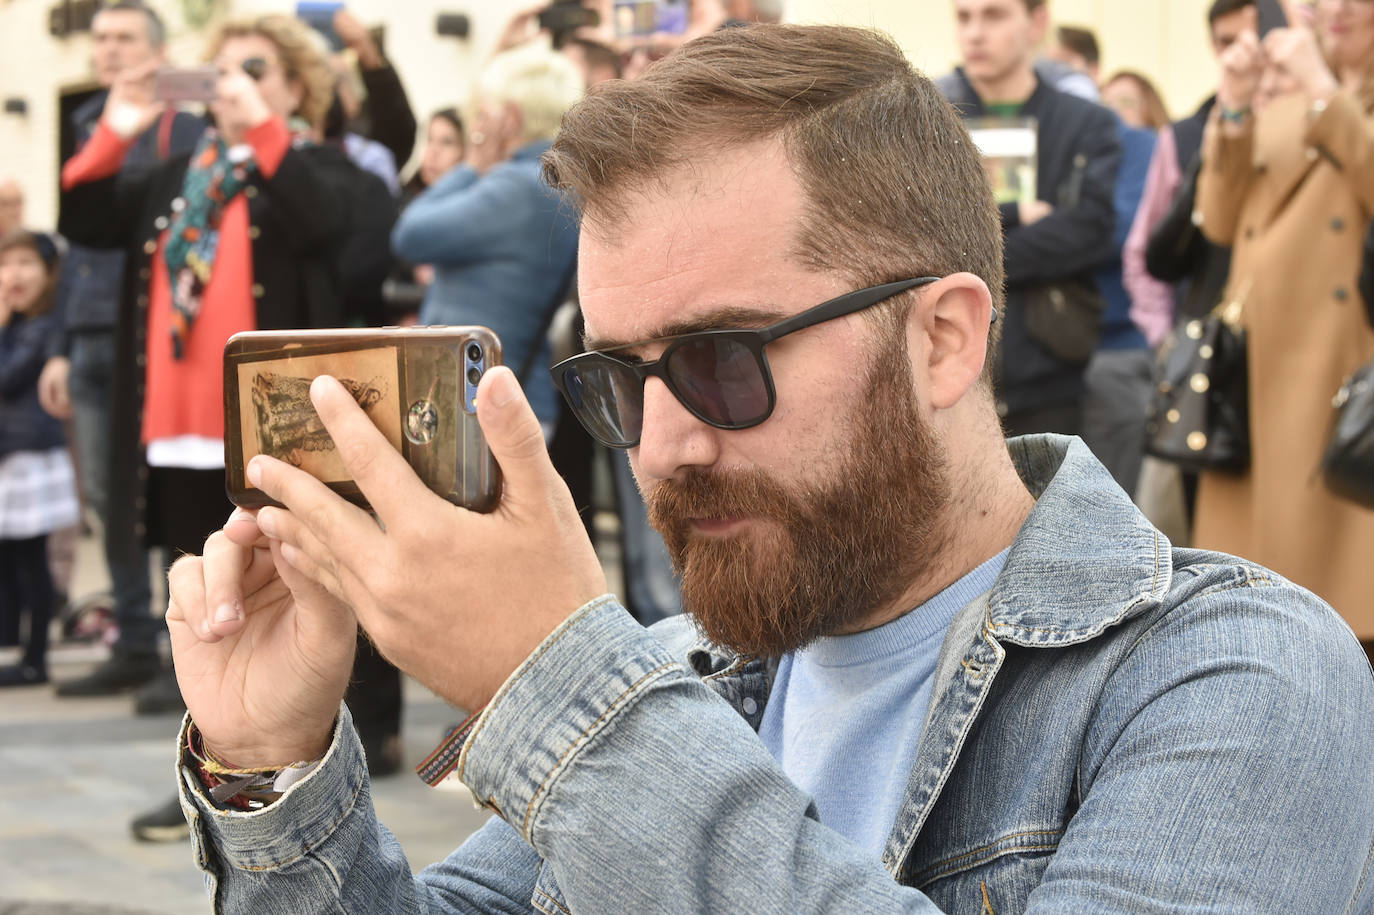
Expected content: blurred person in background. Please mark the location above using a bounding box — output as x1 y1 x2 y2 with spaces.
391 42 582 437
0 180 22 236
1195 0 1374 661
43 0 203 701
1102 70 1172 130
1122 1 1254 538
327 7 417 181
0 231 80 687
1039 23 1102 100
383 109 467 321
939 0 1121 438
58 13 357 839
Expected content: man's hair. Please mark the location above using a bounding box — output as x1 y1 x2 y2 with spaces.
478 42 585 143
205 15 335 129
1022 0 1047 10
1055 25 1100 67
543 24 1005 348
95 1 167 49
565 37 623 80
1208 0 1256 25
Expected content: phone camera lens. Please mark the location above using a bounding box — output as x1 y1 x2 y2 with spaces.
467 366 481 386
466 343 482 363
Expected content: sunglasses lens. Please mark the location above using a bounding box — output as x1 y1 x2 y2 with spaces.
665 337 770 426
559 358 644 447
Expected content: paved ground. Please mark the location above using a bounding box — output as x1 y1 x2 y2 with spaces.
0 639 495 914
0 511 625 913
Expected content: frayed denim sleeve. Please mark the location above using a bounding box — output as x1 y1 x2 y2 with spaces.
177 706 540 913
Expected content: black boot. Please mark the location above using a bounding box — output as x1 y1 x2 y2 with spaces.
133 668 185 716
131 795 190 842
55 651 161 697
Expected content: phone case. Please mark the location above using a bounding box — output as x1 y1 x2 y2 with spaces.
223 327 502 513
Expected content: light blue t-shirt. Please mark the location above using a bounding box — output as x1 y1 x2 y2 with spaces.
758 549 1009 856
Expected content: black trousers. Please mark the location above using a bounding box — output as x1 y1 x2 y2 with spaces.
0 536 54 669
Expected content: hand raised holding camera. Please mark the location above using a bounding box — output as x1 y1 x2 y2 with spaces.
211 67 274 147
166 514 360 769
247 367 607 715
102 59 165 140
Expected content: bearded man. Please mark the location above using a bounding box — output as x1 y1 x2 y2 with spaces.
165 24 1374 915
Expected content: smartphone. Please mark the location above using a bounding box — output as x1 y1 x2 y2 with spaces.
613 0 686 38
154 66 218 104
223 327 502 513
1257 0 1287 36
296 0 345 52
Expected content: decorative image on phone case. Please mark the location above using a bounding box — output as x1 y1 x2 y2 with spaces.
223 327 502 513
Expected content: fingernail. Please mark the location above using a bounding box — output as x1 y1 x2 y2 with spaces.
257 508 276 536
489 368 519 407
246 457 262 487
214 602 241 624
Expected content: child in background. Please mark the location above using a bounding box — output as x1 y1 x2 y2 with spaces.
0 230 80 686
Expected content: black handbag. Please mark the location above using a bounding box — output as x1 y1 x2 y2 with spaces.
1144 294 1250 474
1025 279 1106 364
1321 361 1374 507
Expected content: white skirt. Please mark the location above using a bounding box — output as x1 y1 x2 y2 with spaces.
0 447 81 540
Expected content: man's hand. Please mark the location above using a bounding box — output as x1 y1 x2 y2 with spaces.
167 513 359 769
103 59 165 140
249 367 607 714
1019 199 1054 227
38 356 72 419
211 68 273 147
333 9 384 70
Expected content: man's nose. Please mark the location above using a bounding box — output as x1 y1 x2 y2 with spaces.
633 376 721 482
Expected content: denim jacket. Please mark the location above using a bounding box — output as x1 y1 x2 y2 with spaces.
177 435 1374 914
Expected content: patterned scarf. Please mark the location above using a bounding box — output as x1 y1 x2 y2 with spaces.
163 129 258 359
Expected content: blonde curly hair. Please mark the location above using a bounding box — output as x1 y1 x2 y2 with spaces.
205 14 335 129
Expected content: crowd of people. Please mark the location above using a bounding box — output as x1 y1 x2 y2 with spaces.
0 0 1371 907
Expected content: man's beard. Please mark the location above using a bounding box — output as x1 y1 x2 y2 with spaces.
646 337 952 657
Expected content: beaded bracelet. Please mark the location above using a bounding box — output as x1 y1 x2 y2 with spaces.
1219 104 1253 125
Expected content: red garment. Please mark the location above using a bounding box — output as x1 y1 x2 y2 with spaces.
63 118 293 444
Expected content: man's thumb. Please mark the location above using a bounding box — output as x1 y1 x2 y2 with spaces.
475 366 558 503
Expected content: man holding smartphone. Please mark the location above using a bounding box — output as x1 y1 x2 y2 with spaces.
43 1 202 704
164 24 1372 914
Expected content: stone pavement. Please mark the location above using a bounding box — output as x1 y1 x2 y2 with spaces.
0 640 494 914
0 512 623 914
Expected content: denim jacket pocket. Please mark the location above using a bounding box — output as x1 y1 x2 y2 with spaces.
914 830 1061 914
532 861 571 915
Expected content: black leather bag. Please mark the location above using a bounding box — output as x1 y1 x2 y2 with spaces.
1144 299 1250 474
1024 279 1106 364
1322 361 1374 507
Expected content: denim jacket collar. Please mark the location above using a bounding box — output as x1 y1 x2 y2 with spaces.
672 434 1173 679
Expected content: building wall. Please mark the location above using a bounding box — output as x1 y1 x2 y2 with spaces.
1 0 1219 230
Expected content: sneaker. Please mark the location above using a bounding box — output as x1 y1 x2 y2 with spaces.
133 670 185 716
130 795 189 843
55 651 161 697
0 663 48 687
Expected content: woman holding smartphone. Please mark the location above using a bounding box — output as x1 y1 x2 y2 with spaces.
1194 0 1374 660
58 13 357 840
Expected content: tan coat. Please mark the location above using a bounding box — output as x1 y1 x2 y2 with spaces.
1196 90 1374 638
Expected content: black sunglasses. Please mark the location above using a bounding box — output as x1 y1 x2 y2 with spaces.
552 276 961 449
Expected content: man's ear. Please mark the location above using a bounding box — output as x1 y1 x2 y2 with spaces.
909 273 994 411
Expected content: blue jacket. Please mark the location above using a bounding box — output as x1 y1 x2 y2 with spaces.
0 311 65 457
177 435 1374 913
391 140 578 427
